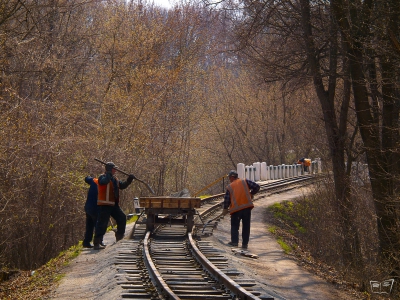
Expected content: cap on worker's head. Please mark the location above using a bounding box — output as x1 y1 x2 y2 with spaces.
228 170 238 178
106 162 118 169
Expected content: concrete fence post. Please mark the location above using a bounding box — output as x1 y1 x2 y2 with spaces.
260 162 267 181
253 162 261 181
237 163 245 179
245 165 250 180
251 166 255 181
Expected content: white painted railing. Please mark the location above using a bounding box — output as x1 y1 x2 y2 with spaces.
237 158 322 181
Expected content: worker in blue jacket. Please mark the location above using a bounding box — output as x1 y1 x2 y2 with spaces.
82 176 104 248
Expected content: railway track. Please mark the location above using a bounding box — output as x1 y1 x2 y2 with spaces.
115 175 315 299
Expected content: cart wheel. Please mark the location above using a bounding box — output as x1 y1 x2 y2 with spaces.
186 212 194 233
146 213 155 232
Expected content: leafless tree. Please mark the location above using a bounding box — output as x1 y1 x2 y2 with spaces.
331 0 400 265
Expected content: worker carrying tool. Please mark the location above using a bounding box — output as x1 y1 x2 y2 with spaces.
93 162 135 250
221 170 260 249
297 157 311 172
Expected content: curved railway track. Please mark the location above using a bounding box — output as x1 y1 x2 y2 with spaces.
115 175 315 299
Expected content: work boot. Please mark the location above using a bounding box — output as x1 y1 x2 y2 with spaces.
82 241 93 248
93 238 105 250
94 244 105 250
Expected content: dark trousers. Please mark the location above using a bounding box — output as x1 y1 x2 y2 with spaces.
94 204 126 241
230 207 252 246
83 212 97 245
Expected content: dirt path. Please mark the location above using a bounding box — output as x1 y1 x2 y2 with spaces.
47 224 136 299
48 188 360 300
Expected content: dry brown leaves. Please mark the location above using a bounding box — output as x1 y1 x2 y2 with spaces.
0 246 78 300
271 226 368 299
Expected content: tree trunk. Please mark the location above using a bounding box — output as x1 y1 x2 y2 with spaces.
332 0 400 262
300 0 361 265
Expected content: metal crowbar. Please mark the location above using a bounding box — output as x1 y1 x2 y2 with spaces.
202 213 224 233
94 158 156 195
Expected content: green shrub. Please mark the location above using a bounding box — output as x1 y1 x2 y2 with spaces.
268 226 277 234
277 237 291 254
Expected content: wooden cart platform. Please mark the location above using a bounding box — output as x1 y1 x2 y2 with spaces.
139 197 201 209
136 196 201 232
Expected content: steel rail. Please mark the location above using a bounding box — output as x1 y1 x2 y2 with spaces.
143 231 181 300
188 233 261 300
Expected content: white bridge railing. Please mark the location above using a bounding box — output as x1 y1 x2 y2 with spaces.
237 158 322 181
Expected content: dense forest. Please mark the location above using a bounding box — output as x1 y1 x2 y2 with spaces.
0 0 399 294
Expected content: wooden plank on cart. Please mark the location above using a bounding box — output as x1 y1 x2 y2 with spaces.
139 197 201 209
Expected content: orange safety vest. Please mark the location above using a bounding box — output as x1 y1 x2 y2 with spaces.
297 158 311 167
227 179 254 214
97 177 119 206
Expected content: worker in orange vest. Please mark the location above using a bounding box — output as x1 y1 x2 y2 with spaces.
93 162 135 250
297 157 311 172
222 170 260 249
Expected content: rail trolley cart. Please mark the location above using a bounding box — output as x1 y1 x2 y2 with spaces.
134 196 201 233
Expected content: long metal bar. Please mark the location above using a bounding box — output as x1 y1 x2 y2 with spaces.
94 158 155 194
193 175 227 197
